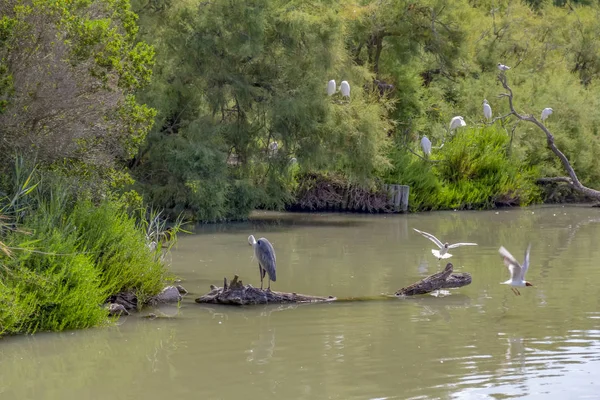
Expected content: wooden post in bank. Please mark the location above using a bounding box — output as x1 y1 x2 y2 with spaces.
383 184 409 212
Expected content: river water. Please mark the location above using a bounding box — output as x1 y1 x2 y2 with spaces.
2 206 600 399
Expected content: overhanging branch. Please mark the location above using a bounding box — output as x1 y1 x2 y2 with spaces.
498 74 600 201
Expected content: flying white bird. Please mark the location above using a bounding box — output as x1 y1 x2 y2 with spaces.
449 116 466 132
327 80 336 96
340 80 351 98
541 107 553 122
413 228 478 260
483 99 492 121
497 63 511 71
420 136 432 157
498 244 533 296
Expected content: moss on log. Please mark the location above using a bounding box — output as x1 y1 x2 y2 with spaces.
195 275 337 305
395 263 472 296
195 264 471 305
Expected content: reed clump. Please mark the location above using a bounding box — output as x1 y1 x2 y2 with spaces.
0 159 178 335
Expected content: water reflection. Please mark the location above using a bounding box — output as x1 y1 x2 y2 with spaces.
2 206 600 399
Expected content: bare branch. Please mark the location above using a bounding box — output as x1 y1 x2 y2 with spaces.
536 177 574 184
498 74 600 200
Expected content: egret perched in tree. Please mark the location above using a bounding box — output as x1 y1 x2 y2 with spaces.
289 157 297 165
541 107 553 122
248 235 277 290
449 116 466 132
327 80 336 96
268 141 278 157
497 63 511 71
340 81 350 98
483 99 492 121
420 136 432 157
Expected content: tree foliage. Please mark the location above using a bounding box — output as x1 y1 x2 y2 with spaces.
0 0 155 191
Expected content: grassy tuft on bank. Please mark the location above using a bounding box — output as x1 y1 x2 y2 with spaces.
0 160 173 335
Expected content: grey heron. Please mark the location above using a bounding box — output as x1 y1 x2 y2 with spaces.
327 80 336 96
248 235 277 290
483 99 492 121
449 116 466 132
497 63 511 71
413 228 478 260
498 244 533 296
541 107 553 122
340 80 350 98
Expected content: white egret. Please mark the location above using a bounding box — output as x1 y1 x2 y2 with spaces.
497 63 511 71
420 136 432 157
327 80 336 96
413 228 478 260
289 157 297 165
483 99 492 121
498 245 533 296
449 116 466 131
541 107 553 122
268 141 278 158
340 80 350 98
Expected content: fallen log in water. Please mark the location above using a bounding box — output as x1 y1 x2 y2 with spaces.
195 275 337 305
395 263 472 296
195 264 471 305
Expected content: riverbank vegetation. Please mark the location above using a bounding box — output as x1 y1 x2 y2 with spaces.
2 0 600 332
128 0 600 219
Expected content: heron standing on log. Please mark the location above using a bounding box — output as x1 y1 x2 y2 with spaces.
248 235 277 290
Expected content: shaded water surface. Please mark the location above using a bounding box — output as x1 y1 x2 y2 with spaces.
2 206 600 399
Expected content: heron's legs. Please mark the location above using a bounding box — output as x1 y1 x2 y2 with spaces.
267 278 271 291
258 264 264 290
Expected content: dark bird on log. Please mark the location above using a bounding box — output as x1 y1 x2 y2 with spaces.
248 235 277 290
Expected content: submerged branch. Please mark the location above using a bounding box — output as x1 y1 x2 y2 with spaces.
196 266 472 306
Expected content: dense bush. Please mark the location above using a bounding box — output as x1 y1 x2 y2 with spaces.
0 164 170 335
385 127 541 211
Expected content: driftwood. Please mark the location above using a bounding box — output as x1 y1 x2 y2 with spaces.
395 263 472 296
195 275 337 305
196 265 471 305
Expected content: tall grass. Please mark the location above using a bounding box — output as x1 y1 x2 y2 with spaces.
385 127 541 211
0 158 174 335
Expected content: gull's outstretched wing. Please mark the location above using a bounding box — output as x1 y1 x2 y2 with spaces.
413 228 443 249
499 246 522 280
448 242 478 249
521 244 531 280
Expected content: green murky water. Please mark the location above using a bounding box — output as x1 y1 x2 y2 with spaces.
2 206 600 399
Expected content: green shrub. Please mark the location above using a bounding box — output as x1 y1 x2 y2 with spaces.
385 127 541 211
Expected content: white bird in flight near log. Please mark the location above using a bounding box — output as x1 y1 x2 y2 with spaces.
497 63 511 71
541 107 553 122
340 80 350 98
327 80 336 96
449 116 466 132
483 99 492 121
413 228 478 260
498 244 533 296
420 136 432 157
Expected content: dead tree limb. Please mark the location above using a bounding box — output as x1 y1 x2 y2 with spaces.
498 74 600 201
395 263 472 296
196 265 472 305
195 275 337 305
